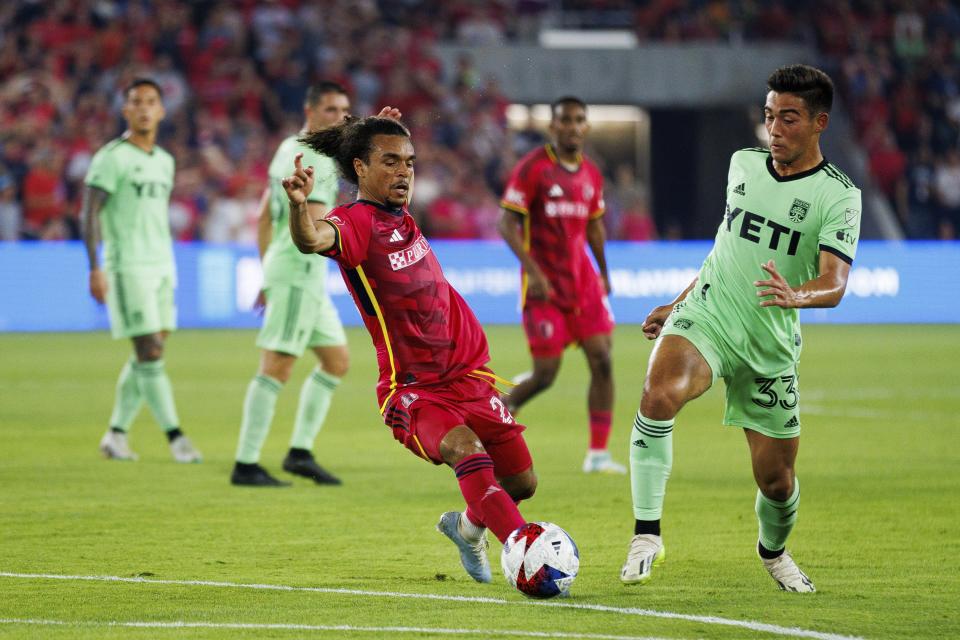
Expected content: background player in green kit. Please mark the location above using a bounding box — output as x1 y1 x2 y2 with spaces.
82 78 201 464
230 82 352 487
620 65 861 592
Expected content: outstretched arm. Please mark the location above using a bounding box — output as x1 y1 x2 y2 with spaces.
497 208 553 301
285 153 337 254
754 252 850 309
586 216 610 294
80 185 110 303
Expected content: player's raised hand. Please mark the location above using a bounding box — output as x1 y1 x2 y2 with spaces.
282 153 314 204
89 268 108 304
642 303 673 340
376 106 402 120
755 259 798 308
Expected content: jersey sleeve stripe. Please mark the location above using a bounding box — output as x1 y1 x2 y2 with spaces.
353 265 399 414
500 200 529 215
319 218 342 257
819 244 853 265
824 165 855 189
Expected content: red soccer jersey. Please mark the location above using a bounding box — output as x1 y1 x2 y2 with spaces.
500 144 606 310
321 200 491 410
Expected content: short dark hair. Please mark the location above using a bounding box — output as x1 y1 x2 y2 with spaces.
305 81 348 107
551 96 587 119
125 77 163 100
767 64 833 115
299 116 411 185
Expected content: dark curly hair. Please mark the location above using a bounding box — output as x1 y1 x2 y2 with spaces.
299 116 411 185
767 64 834 115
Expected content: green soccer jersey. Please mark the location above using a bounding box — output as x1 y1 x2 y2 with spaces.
261 135 339 289
85 138 175 273
689 148 862 372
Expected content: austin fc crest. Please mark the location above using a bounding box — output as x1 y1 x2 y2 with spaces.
788 198 810 223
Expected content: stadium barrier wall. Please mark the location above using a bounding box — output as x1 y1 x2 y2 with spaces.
0 240 956 332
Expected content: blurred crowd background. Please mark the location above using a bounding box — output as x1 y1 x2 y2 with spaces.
0 0 958 243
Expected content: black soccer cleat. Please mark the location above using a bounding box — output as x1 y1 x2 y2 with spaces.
282 450 342 485
230 462 291 487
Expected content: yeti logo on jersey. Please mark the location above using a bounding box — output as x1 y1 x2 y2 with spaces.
399 392 419 408
844 208 860 225
788 198 810 223
388 236 431 271
673 318 693 330
548 184 564 198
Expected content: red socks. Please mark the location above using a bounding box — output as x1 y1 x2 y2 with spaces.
589 409 612 450
455 453 525 542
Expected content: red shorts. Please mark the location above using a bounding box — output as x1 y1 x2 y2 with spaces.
522 296 614 358
382 372 533 477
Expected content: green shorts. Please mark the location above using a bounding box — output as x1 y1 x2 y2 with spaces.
106 270 177 340
660 301 801 439
257 285 346 357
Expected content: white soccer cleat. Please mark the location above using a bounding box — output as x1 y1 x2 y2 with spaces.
436 511 492 583
761 549 816 593
169 435 202 463
99 430 138 461
620 533 665 585
582 450 627 474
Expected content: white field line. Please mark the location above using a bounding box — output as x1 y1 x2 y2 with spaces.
0 618 672 640
0 571 864 640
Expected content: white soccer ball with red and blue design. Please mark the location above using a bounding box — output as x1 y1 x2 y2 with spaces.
500 522 579 598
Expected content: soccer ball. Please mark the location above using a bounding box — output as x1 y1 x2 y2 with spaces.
500 522 579 598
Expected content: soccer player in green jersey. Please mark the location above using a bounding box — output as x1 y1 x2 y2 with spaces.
230 82 352 487
82 78 201 464
620 65 861 592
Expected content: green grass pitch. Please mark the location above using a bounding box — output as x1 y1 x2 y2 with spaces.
1 324 958 639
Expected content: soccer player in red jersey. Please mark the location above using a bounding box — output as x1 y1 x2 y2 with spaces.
498 97 624 474
283 115 537 584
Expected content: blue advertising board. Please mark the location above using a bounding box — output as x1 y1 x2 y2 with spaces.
0 240 956 332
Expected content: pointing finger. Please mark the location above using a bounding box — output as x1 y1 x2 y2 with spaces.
294 153 303 171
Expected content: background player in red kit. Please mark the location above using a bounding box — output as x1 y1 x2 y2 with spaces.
498 97 624 474
283 115 537 585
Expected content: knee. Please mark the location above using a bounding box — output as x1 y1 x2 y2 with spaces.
134 336 164 362
530 366 559 391
585 348 612 380
322 353 350 379
438 427 484 465
260 351 295 384
639 384 682 421
758 472 795 502
501 470 537 502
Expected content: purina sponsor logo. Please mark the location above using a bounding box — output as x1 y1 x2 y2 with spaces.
544 201 590 218
388 236 431 271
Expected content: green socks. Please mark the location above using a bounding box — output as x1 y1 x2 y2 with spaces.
290 369 340 451
133 359 180 432
756 479 800 553
108 357 142 431
235 374 282 464
629 411 674 520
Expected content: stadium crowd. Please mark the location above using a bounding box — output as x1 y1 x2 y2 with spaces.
0 0 956 242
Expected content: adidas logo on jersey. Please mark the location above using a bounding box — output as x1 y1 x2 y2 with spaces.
733 182 746 196
548 184 564 198
389 229 404 243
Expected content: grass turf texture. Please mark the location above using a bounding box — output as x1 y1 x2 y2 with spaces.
0 325 957 639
